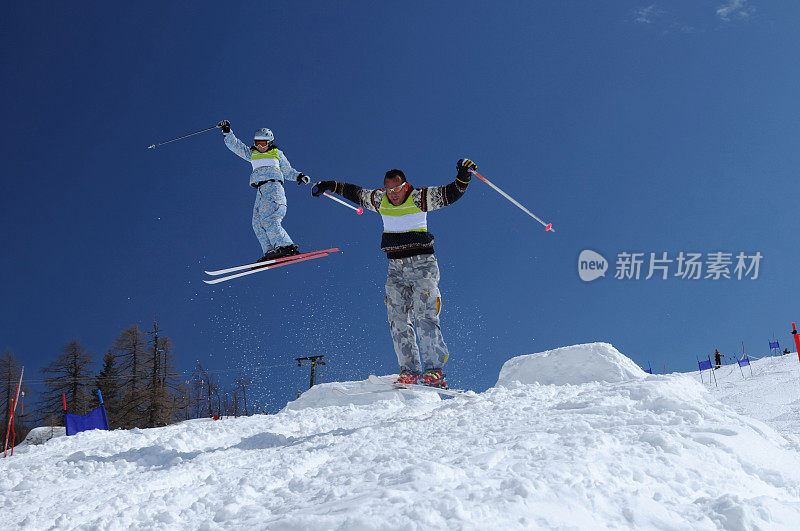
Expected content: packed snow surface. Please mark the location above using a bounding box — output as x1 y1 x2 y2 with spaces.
3 344 800 529
284 378 441 410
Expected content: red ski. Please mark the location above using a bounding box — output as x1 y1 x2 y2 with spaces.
203 248 339 284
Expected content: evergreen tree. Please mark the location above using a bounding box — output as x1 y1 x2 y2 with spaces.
95 352 124 429
40 340 95 422
194 364 220 417
107 322 186 429
187 365 208 419
142 320 183 428
112 325 148 428
144 321 167 428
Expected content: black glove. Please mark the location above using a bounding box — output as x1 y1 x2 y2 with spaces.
218 120 231 134
456 158 476 182
312 180 337 197
297 174 310 185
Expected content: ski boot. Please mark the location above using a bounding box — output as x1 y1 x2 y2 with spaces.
256 244 299 264
396 369 421 385
256 249 280 263
421 368 447 388
272 244 300 259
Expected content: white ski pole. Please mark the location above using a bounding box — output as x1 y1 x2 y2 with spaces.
322 192 364 215
470 170 553 232
147 124 220 149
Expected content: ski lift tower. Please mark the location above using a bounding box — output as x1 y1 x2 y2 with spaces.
295 355 326 389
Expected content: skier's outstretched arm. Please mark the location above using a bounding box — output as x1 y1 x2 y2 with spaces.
278 150 299 181
312 181 382 212
414 158 476 212
277 150 310 185
218 121 252 161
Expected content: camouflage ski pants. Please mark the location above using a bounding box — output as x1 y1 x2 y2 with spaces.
253 182 293 254
385 254 449 372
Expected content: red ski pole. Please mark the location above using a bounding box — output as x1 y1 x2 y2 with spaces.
3 367 23 458
3 403 11 458
323 192 363 215
10 399 15 457
792 323 800 365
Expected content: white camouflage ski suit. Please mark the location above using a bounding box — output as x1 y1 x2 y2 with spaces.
330 177 470 373
223 131 303 254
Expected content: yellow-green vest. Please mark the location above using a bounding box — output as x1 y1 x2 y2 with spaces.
250 148 280 171
379 193 428 233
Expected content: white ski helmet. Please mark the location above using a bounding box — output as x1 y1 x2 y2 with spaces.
254 128 274 142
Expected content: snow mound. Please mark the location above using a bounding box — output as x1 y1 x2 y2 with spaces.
496 342 647 387
18 426 66 447
284 376 440 411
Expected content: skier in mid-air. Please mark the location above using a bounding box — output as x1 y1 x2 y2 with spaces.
217 120 311 262
311 158 476 388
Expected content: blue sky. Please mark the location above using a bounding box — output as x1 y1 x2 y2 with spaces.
2 1 798 410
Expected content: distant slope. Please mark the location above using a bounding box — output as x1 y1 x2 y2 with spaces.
692 352 800 445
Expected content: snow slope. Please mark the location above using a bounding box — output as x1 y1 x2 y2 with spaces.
694 352 800 447
3 343 800 529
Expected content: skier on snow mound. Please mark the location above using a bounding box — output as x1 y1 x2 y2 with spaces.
217 120 311 262
312 158 477 388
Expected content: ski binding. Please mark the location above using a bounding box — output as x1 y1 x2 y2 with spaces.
367 374 478 399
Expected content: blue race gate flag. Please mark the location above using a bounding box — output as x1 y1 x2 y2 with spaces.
64 390 110 436
737 355 753 379
697 358 713 371
65 406 109 436
696 355 715 385
769 341 780 350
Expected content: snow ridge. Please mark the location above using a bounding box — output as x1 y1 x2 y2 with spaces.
3 344 800 529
